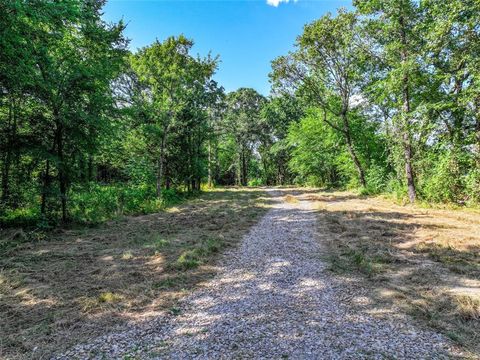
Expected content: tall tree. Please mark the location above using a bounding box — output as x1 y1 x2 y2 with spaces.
223 88 265 186
130 36 218 196
271 10 369 187
35 0 126 221
356 0 423 202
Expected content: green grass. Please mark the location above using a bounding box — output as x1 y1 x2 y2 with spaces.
0 183 189 228
175 238 225 270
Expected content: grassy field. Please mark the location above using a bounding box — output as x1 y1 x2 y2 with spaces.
0 188 269 359
307 191 480 355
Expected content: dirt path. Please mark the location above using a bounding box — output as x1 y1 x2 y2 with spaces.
58 189 460 359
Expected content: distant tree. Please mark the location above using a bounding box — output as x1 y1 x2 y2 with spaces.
223 88 265 186
260 95 304 184
130 36 219 195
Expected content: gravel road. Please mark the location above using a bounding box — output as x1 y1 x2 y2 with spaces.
56 189 460 359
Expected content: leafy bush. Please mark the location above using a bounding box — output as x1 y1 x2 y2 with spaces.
364 162 389 194
465 169 480 205
420 152 466 203
248 178 264 187
69 184 184 224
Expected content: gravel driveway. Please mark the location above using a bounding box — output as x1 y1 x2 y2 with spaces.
57 189 460 359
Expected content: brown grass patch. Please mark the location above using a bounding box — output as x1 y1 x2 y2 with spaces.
310 190 480 355
0 188 269 359
284 194 299 203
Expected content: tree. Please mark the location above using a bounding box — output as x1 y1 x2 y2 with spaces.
260 95 303 184
271 10 369 188
222 88 265 186
356 0 423 202
130 36 219 196
36 1 126 221
0 0 127 222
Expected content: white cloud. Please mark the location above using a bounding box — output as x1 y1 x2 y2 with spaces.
266 0 298 7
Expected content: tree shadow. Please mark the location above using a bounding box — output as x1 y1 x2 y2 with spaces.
0 188 272 359
315 204 479 355
60 202 460 359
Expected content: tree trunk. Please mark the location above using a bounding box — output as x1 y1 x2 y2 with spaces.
41 134 57 216
1 151 10 204
56 121 67 222
157 131 167 197
1 99 15 204
261 151 269 185
341 111 366 188
399 15 416 204
214 144 220 184
403 130 416 203
87 155 94 181
41 160 50 215
207 140 213 188
235 147 241 186
241 147 248 186
475 96 480 169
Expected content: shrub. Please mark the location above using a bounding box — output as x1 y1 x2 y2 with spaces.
248 178 263 187
364 162 389 194
69 183 184 224
420 152 465 203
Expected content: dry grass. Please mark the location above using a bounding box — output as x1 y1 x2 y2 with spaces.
284 194 299 203
0 187 269 359
306 190 480 355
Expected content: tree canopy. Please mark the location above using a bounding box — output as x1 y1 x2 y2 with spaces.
1 0 480 226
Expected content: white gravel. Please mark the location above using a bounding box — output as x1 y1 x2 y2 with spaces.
56 189 461 359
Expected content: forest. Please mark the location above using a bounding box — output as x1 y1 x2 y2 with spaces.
1 0 480 227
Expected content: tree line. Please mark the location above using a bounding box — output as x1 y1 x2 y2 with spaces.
272 0 480 204
1 0 479 226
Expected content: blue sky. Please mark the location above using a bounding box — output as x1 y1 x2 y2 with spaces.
102 0 352 95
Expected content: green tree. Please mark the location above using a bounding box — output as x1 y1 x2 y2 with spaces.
271 10 369 187
260 95 303 184
356 0 424 202
130 36 219 195
222 88 265 186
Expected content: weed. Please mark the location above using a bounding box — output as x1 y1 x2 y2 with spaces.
174 238 224 270
455 295 480 321
153 278 177 289
169 307 181 316
176 250 202 270
98 292 123 303
284 194 299 203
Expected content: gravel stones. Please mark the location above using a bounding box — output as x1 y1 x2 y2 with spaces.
55 190 461 359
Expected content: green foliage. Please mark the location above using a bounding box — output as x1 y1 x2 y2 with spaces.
287 108 388 190
2 0 480 230
363 162 390 195
248 178 264 187
287 110 345 187
69 184 151 223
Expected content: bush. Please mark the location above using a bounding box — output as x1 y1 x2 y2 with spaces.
69 184 184 224
465 169 480 205
364 162 389 194
248 178 264 187
420 152 465 203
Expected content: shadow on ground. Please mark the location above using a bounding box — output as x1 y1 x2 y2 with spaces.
0 188 272 359
308 192 480 355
